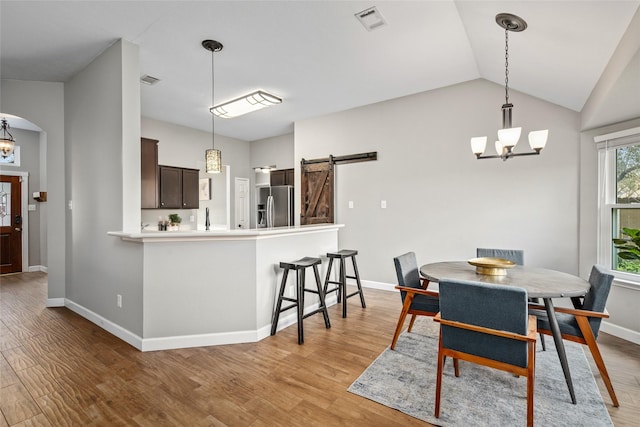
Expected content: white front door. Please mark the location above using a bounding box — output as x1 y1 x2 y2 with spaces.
234 177 250 229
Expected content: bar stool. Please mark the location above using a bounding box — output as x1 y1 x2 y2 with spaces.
270 257 331 344
323 249 366 318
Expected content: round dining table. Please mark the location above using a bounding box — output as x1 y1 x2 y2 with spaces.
420 261 591 405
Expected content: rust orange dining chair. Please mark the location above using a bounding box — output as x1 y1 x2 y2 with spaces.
435 279 537 427
529 264 619 407
390 252 439 350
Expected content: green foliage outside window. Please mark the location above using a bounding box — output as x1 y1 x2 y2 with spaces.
616 145 640 203
613 227 640 273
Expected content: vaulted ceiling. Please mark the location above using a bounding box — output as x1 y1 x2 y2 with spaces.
1 1 639 140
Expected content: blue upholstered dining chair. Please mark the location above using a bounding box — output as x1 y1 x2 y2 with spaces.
434 279 537 427
529 265 619 407
477 247 524 265
390 252 439 350
477 247 547 349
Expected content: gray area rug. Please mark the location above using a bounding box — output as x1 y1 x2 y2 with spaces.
348 318 613 426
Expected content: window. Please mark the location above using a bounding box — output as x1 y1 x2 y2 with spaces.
597 127 640 281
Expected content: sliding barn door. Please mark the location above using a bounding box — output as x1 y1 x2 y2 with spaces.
300 160 334 225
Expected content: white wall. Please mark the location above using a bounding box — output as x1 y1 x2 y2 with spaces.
64 40 144 336
296 79 581 284
1 79 65 302
141 117 251 229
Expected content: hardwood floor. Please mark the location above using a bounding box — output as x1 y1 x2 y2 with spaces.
1 272 638 426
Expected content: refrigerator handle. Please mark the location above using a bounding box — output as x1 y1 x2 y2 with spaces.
266 195 274 228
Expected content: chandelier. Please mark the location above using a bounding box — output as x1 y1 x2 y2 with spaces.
0 118 15 158
471 13 548 161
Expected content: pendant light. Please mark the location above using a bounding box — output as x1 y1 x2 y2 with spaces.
471 13 549 161
202 39 223 173
0 118 16 158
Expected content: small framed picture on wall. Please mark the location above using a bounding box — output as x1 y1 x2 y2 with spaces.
199 178 211 200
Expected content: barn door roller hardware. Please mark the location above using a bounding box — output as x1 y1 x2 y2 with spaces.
301 151 377 166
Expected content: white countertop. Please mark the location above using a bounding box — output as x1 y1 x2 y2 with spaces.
108 223 344 242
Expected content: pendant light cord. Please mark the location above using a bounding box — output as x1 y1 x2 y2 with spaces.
211 48 215 150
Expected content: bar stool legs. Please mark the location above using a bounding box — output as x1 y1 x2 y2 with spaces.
271 257 331 344
323 249 366 318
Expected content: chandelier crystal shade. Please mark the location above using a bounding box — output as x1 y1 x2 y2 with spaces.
471 13 548 161
211 90 282 119
0 118 15 158
202 39 223 174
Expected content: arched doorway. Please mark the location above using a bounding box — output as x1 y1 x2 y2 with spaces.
0 113 47 274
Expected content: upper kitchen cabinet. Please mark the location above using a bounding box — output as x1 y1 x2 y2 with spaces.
141 138 158 209
270 168 294 186
159 165 200 209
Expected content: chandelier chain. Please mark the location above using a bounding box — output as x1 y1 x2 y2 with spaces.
504 28 510 104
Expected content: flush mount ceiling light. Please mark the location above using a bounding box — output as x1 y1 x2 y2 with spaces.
471 13 548 161
203 39 223 173
211 90 282 119
0 118 16 158
254 165 276 174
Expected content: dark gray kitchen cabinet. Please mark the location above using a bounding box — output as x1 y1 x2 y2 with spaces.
159 165 200 209
141 138 159 209
270 168 294 186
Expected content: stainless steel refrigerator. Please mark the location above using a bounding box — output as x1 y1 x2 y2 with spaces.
257 185 294 228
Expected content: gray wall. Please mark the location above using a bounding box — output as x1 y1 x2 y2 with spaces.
250 133 294 170
0 128 44 266
1 79 66 302
577 7 640 340
64 40 144 336
296 78 581 284
249 133 295 227
579 118 640 337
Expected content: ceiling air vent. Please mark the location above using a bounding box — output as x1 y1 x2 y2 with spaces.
140 74 160 85
355 6 387 31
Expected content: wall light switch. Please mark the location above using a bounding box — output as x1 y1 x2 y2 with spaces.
190 215 195 222
28 204 37 211
381 200 387 209
348 201 354 209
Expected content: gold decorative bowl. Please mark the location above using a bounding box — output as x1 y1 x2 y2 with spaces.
468 257 516 276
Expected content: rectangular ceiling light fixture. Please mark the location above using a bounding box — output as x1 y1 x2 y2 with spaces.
355 6 387 31
211 90 282 118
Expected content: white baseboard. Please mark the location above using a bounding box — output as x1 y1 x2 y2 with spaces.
141 329 262 352
600 321 640 345
61 297 339 352
361 279 395 292
28 265 48 273
65 299 143 350
46 298 65 307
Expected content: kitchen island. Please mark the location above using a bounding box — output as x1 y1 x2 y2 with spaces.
107 224 342 351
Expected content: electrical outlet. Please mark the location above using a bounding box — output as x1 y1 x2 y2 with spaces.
117 294 122 308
